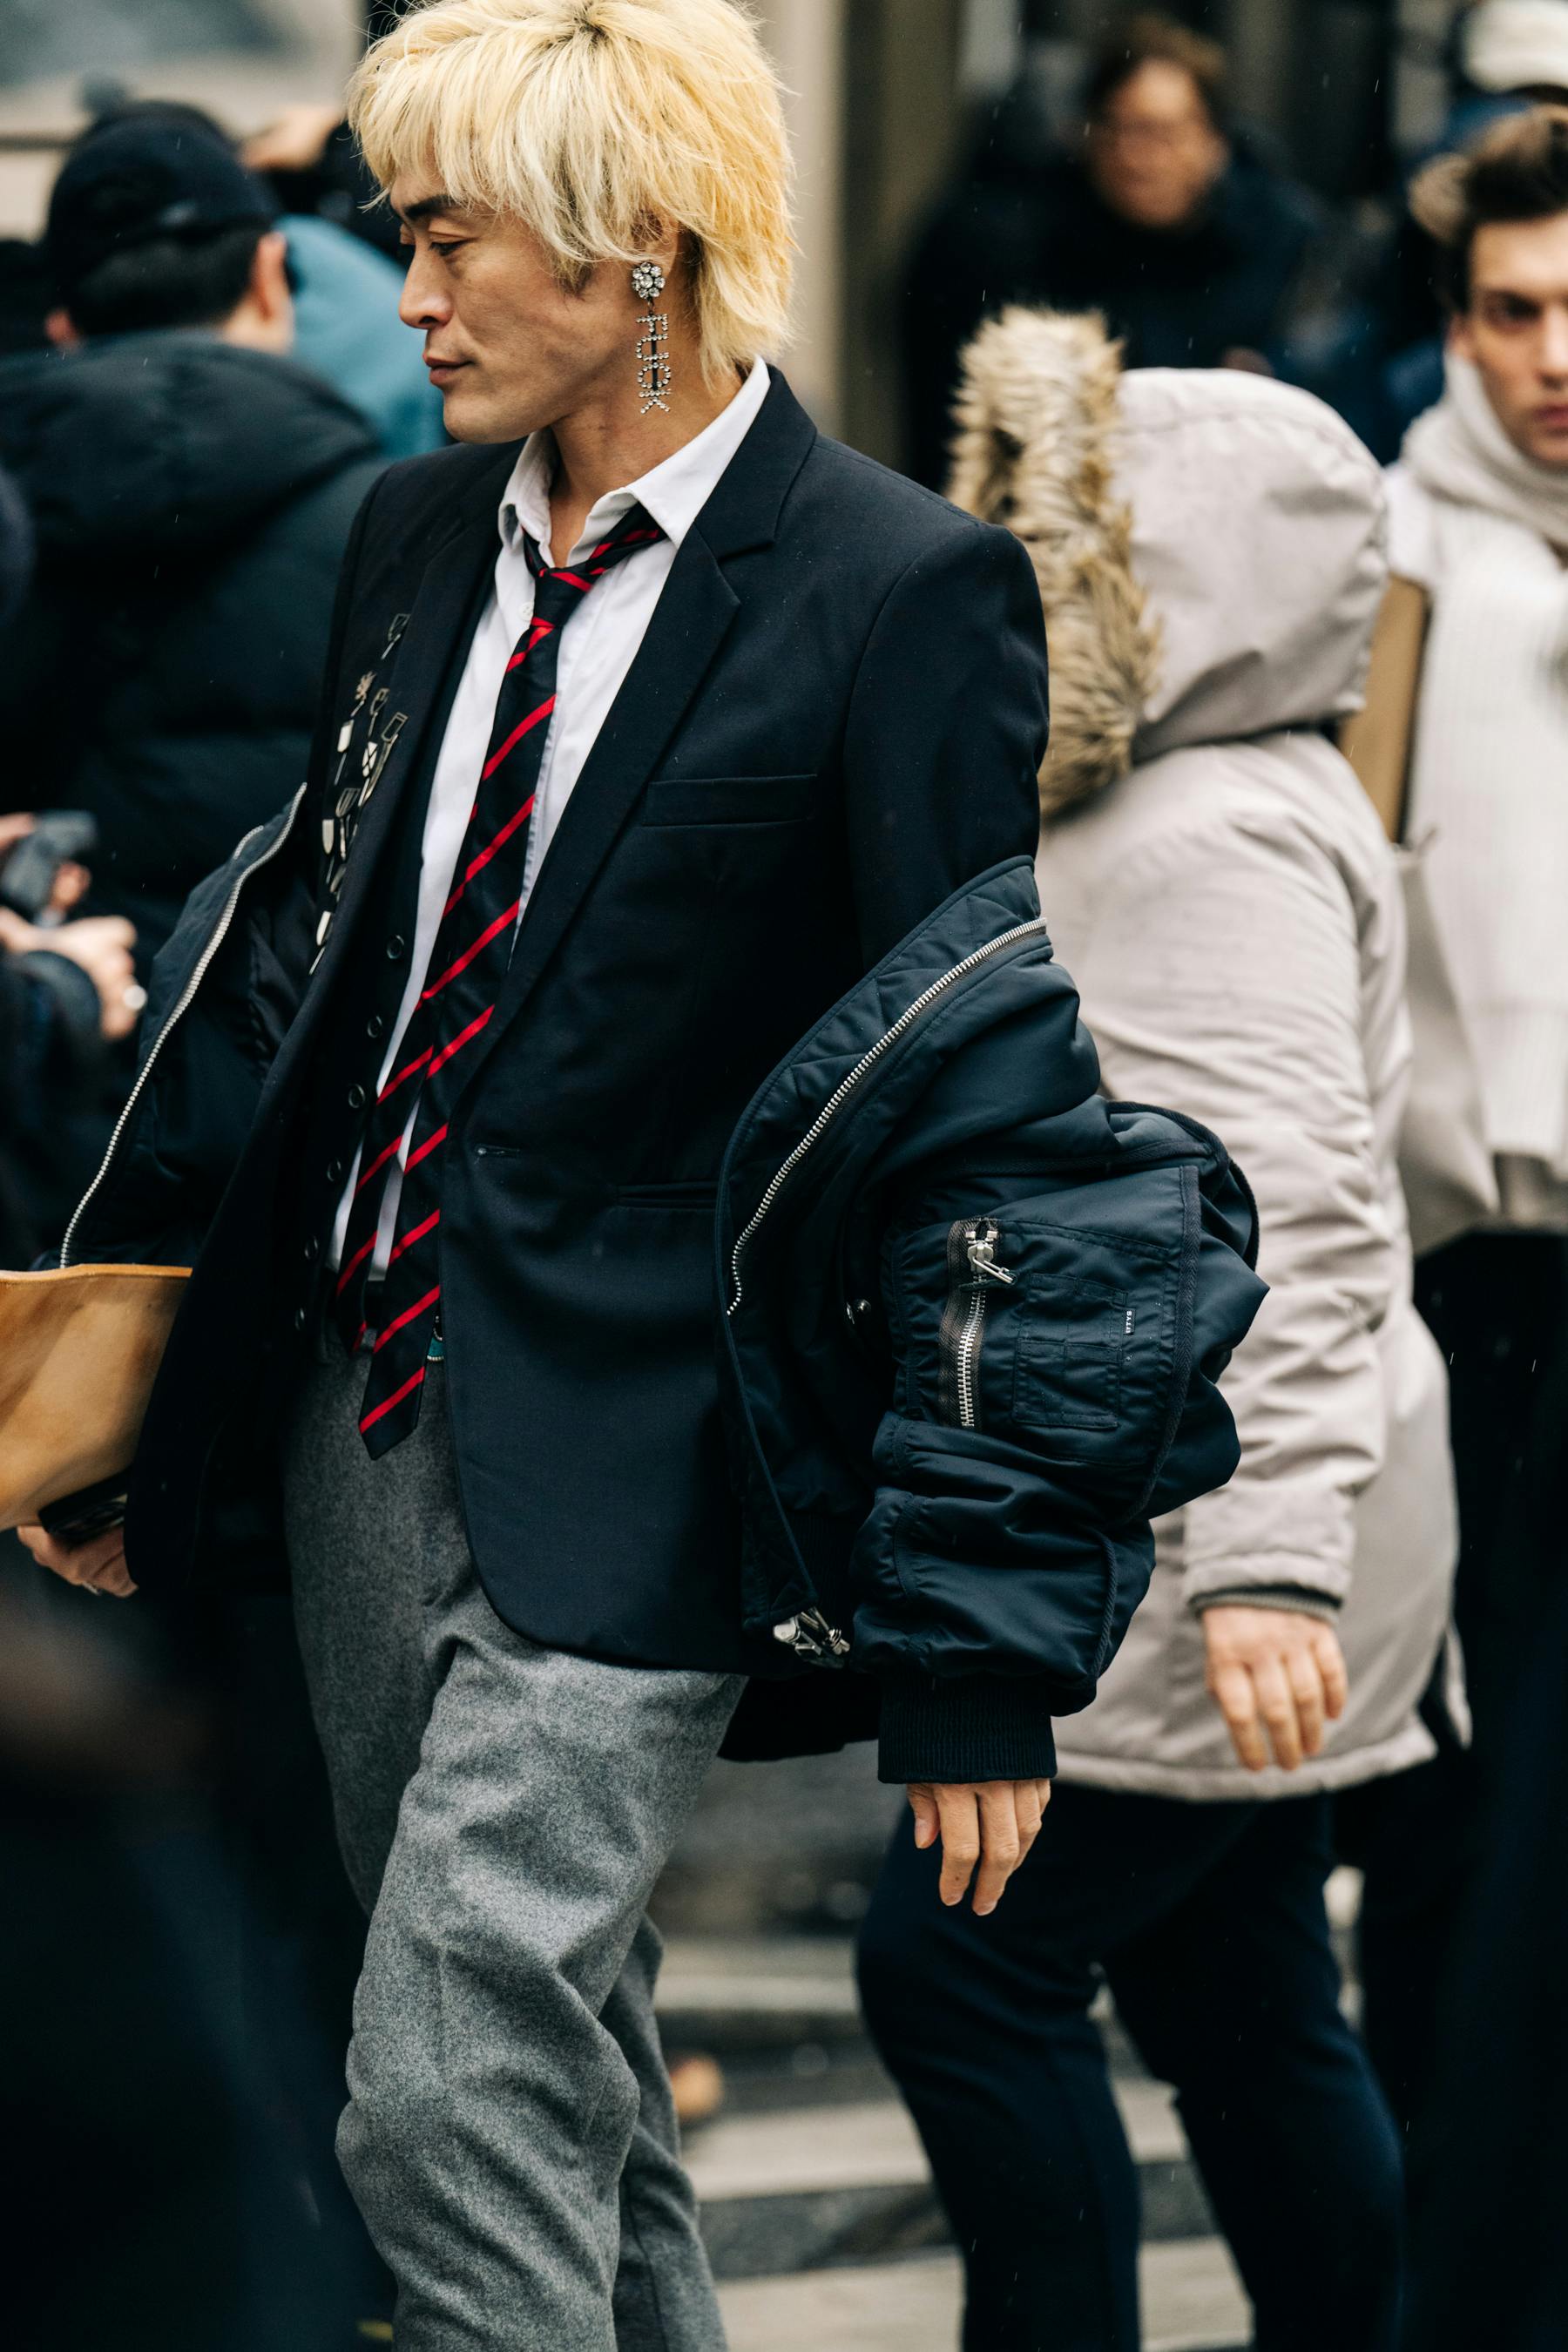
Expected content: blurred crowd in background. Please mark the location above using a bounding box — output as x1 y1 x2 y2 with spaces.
3 3 1568 2349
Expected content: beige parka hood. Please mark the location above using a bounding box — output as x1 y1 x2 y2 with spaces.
946 308 1388 813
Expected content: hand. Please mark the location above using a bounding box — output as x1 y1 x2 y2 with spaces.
0 909 140 1039
906 1778 1051 1915
241 105 343 174
0 814 89 915
1201 1605 1348 1773
17 1521 137 1598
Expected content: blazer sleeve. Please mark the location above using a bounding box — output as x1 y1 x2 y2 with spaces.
1058 806 1395 1613
841 520 1049 965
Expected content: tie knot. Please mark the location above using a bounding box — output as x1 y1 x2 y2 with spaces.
524 503 664 618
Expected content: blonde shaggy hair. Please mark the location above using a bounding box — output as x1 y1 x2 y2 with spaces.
348 0 795 381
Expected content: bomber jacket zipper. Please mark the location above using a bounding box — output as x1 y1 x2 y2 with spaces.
59 793 305 1267
731 913 1049 1663
727 916 1050 1319
936 1218 1016 1430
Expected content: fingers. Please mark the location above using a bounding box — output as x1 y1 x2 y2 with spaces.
1313 1624 1349 1720
16 1522 135 1595
906 1782 940 1851
1209 1658 1268 1772
1251 1656 1302 1771
1286 1642 1327 1758
48 860 90 916
970 1784 1024 1916
935 1787 982 1909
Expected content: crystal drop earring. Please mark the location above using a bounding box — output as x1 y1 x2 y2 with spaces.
632 260 672 415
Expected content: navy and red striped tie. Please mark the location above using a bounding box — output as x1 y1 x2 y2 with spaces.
335 503 665 1456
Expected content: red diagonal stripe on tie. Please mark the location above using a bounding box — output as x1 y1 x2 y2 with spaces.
372 1282 442 1354
406 1121 449 1173
359 1363 426 1434
482 697 555 781
443 796 536 916
507 618 553 672
421 903 519 1002
428 1004 493 1080
551 570 593 591
378 1044 433 1106
354 1132 404 1196
335 1232 378 1296
389 1207 440 1264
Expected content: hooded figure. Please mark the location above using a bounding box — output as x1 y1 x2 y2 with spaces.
947 312 1460 1798
858 314 1453 2352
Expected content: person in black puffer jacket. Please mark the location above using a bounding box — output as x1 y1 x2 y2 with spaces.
0 112 384 976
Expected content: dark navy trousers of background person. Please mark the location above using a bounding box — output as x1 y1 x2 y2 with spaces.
859 1788 1402 2352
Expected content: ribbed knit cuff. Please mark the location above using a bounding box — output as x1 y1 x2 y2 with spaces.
875 1673 1058 1785
1194 1585 1342 1623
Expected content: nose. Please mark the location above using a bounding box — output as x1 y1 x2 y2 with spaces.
399 251 450 334
1540 301 1568 380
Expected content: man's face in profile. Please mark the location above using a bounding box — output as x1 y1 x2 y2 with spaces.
1085 61 1229 233
1455 212 1568 469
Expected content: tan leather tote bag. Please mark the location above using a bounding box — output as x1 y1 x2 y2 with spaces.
0 1263 189 1531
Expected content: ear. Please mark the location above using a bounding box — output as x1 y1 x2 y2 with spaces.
250 228 294 328
1449 309 1478 363
44 308 81 349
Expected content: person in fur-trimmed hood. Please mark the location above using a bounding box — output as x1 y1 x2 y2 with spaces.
859 314 1459 2352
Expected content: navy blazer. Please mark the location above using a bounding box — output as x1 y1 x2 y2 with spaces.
116 372 1050 1674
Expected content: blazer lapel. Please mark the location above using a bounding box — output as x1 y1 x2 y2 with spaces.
311 457 513 997
455 371 820 1094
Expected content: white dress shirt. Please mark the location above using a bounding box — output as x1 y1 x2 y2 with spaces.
330 358 772 1276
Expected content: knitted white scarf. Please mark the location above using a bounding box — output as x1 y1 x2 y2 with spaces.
1403 353 1568 550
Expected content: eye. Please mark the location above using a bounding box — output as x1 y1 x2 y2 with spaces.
429 240 465 260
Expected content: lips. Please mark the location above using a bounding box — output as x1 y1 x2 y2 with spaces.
426 355 466 383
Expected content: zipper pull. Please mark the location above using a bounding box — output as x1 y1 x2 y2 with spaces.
967 1221 1016 1285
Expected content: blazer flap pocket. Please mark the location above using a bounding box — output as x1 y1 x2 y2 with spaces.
642 774 817 827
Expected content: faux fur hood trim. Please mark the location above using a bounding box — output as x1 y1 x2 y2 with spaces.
947 309 1159 816
947 309 1387 816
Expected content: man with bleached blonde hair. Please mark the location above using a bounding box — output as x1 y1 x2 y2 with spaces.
23 2 1058 2341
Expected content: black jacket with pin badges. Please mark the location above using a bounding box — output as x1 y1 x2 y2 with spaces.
60 371 1260 1780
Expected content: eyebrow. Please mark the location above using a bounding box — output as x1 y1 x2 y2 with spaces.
397 193 462 226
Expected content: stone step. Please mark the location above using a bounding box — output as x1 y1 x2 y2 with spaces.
716 2241 1251 2352
690 2085 1213 2281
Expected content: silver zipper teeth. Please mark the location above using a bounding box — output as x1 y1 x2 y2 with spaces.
956 1276 988 1428
727 918 1050 1316
59 789 306 1267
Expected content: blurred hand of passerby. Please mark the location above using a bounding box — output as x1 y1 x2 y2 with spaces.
0 813 90 915
242 105 344 176
1201 1605 1348 1772
0 907 139 1038
15 1520 136 1598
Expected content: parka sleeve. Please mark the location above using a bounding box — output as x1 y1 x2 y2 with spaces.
1053 799 1397 1613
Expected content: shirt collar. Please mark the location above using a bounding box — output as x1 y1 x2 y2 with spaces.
499 358 771 565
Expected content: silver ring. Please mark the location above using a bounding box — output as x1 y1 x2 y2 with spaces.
123 983 148 1013
80 1580 104 1596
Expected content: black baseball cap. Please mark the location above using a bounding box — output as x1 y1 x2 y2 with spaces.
46 112 274 300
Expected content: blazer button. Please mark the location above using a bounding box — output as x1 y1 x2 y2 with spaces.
366 1012 386 1041
294 1307 308 1331
326 1159 345 1185
386 934 407 960
348 1083 367 1111
303 1238 320 1265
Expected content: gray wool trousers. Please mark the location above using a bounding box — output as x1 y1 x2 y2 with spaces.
281 1335 743 2352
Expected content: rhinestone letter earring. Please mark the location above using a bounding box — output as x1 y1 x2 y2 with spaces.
632 260 672 415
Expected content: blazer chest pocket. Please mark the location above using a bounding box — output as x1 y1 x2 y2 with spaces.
641 773 817 827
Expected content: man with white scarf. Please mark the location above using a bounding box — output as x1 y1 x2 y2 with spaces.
1348 103 1568 2193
